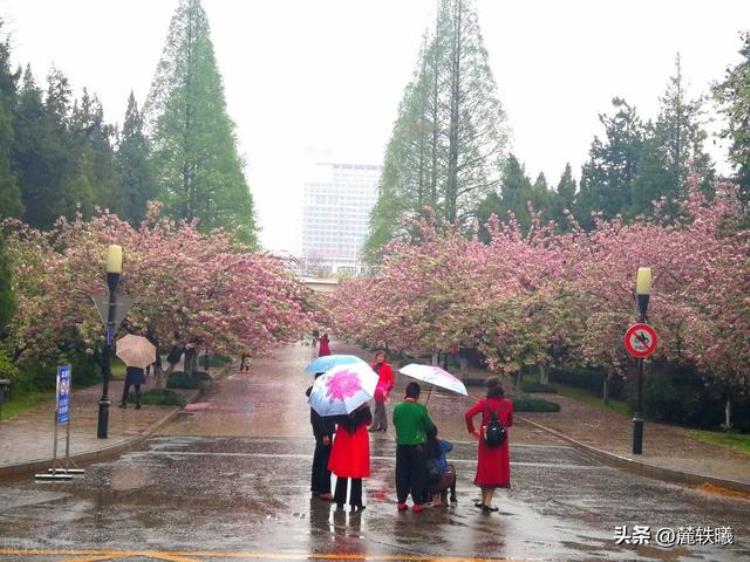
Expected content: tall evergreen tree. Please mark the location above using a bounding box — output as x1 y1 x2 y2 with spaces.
0 21 22 220
551 163 577 229
13 66 63 229
145 0 256 244
632 54 714 216
577 98 643 226
366 0 507 258
476 154 533 240
118 92 154 225
714 32 750 208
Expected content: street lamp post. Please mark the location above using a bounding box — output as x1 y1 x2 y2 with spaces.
632 266 651 455
97 245 122 439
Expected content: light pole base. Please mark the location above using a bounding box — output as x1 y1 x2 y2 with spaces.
97 397 110 439
632 417 644 455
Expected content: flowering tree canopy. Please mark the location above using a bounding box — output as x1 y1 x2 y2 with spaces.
331 178 749 393
3 204 315 369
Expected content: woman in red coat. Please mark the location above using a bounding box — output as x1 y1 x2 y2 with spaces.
328 403 372 511
369 350 394 432
318 333 331 357
464 377 513 513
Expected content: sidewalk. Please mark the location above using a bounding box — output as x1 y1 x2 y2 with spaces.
0 377 202 478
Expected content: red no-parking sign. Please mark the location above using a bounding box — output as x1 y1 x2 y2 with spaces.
624 323 658 358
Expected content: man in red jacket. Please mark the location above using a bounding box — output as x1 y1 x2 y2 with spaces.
369 350 394 432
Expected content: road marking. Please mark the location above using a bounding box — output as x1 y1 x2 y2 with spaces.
137 450 603 470
0 548 534 561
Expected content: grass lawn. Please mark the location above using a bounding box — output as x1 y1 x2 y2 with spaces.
0 389 55 420
686 429 750 456
523 371 630 417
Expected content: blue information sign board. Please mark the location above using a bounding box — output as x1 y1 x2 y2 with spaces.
56 364 71 425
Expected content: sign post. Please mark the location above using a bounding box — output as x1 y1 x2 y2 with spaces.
35 365 84 480
624 323 658 455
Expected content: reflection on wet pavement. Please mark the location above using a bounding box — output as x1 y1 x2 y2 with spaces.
1 435 748 561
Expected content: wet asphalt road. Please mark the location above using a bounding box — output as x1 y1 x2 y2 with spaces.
1 343 749 561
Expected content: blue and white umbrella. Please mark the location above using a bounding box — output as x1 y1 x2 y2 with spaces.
304 354 368 375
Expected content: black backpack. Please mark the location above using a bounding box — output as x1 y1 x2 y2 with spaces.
484 406 506 447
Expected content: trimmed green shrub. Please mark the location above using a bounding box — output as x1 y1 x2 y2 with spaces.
513 397 561 412
200 354 231 368
166 370 212 389
550 366 625 398
522 382 558 393
127 388 186 407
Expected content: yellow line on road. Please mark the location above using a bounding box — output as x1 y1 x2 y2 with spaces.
0 548 531 562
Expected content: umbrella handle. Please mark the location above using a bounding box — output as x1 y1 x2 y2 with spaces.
424 385 433 406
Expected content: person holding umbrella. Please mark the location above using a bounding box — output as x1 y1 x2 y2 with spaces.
464 377 513 513
328 403 372 511
115 334 157 410
119 365 146 409
369 350 394 433
306 373 335 500
392 382 435 513
306 362 379 512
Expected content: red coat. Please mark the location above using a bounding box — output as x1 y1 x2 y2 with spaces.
318 337 331 357
372 361 394 403
465 397 513 488
328 421 371 478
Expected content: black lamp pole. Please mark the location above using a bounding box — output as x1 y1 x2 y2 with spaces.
632 267 651 455
97 246 121 439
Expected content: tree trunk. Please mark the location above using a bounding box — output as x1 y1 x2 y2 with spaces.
538 362 549 385
724 397 732 430
184 348 197 378
431 352 439 366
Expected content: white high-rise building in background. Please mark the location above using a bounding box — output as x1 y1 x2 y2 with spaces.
301 159 381 276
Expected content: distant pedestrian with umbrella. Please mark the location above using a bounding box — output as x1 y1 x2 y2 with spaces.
369 350 394 433
318 333 331 357
115 335 157 410
392 382 435 513
306 373 335 500
464 377 513 513
119 366 146 409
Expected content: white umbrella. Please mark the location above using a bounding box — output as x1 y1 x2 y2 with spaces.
307 362 379 417
115 335 156 369
398 363 468 400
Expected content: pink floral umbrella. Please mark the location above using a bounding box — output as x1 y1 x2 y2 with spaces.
308 362 379 417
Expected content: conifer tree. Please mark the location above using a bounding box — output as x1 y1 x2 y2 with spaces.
145 0 256 244
0 22 22 220
366 0 507 258
118 92 154 225
714 32 750 208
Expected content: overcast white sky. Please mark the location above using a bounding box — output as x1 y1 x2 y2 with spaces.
1 0 748 253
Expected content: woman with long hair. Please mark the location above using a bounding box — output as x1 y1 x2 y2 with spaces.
464 377 513 513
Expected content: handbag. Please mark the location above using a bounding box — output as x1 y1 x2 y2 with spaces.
483 403 506 447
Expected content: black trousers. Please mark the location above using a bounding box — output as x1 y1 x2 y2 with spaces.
311 438 332 494
396 444 427 504
334 476 363 507
121 383 142 406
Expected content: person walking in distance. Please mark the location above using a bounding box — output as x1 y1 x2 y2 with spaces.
119 365 146 409
306 373 335 500
392 382 435 513
464 377 513 513
318 333 331 357
369 350 394 433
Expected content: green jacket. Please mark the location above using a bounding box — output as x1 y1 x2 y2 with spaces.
393 400 435 445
